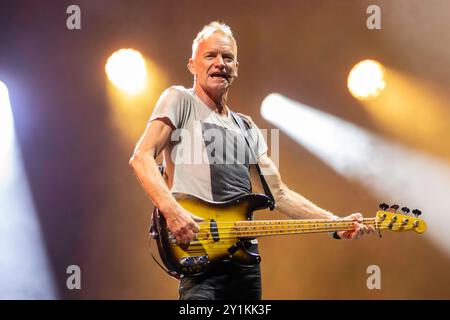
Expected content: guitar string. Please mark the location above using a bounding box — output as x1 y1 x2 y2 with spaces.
164 219 374 239
166 223 416 254
190 214 420 224
193 218 378 226
189 217 421 227
167 222 421 245
190 225 363 239
173 223 359 239
178 220 419 238
171 225 421 242
177 219 376 234
161 217 423 247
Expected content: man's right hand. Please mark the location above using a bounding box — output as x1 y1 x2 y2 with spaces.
164 207 204 244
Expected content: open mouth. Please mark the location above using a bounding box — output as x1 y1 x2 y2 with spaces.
209 72 229 80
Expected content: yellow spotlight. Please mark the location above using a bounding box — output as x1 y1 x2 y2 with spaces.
347 59 386 100
105 48 147 94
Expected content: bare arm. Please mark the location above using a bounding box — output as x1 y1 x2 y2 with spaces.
250 154 337 220
238 113 334 219
129 118 202 243
250 153 374 239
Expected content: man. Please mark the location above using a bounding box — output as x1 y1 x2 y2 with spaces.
129 21 374 300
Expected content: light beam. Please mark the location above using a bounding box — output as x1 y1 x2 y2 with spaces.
0 81 57 299
261 93 450 255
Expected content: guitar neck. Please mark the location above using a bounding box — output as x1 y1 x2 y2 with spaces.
233 218 378 238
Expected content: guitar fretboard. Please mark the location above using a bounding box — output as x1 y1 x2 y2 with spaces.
233 218 377 238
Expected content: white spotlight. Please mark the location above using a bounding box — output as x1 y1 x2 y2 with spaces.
0 81 15 187
0 81 57 299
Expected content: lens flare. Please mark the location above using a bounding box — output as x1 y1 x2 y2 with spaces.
347 59 386 100
105 49 147 94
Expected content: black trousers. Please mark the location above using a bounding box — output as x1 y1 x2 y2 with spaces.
179 263 262 300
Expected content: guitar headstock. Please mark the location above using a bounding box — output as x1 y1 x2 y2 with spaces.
376 203 427 234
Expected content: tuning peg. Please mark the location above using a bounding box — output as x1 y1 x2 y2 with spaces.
390 204 399 212
379 203 389 211
412 209 422 217
401 207 410 214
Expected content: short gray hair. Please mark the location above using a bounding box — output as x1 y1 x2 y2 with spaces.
191 21 237 58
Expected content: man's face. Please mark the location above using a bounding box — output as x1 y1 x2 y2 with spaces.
189 32 238 95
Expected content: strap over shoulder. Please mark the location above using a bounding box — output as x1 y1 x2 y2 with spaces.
230 111 275 210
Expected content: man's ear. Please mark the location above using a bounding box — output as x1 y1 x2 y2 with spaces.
187 58 196 76
234 61 239 78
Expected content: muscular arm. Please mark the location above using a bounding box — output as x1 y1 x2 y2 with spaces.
250 154 338 220
250 153 374 239
238 112 336 220
129 118 202 243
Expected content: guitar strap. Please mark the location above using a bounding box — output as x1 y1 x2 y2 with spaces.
149 112 275 278
230 111 275 210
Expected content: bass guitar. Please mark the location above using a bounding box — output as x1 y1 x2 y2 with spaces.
150 193 426 278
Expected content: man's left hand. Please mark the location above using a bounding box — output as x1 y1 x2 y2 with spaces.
336 213 375 240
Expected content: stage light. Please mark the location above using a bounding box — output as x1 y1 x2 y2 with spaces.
105 53 169 144
0 80 57 299
261 93 450 256
0 81 15 186
362 68 450 160
105 48 147 94
347 59 386 100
